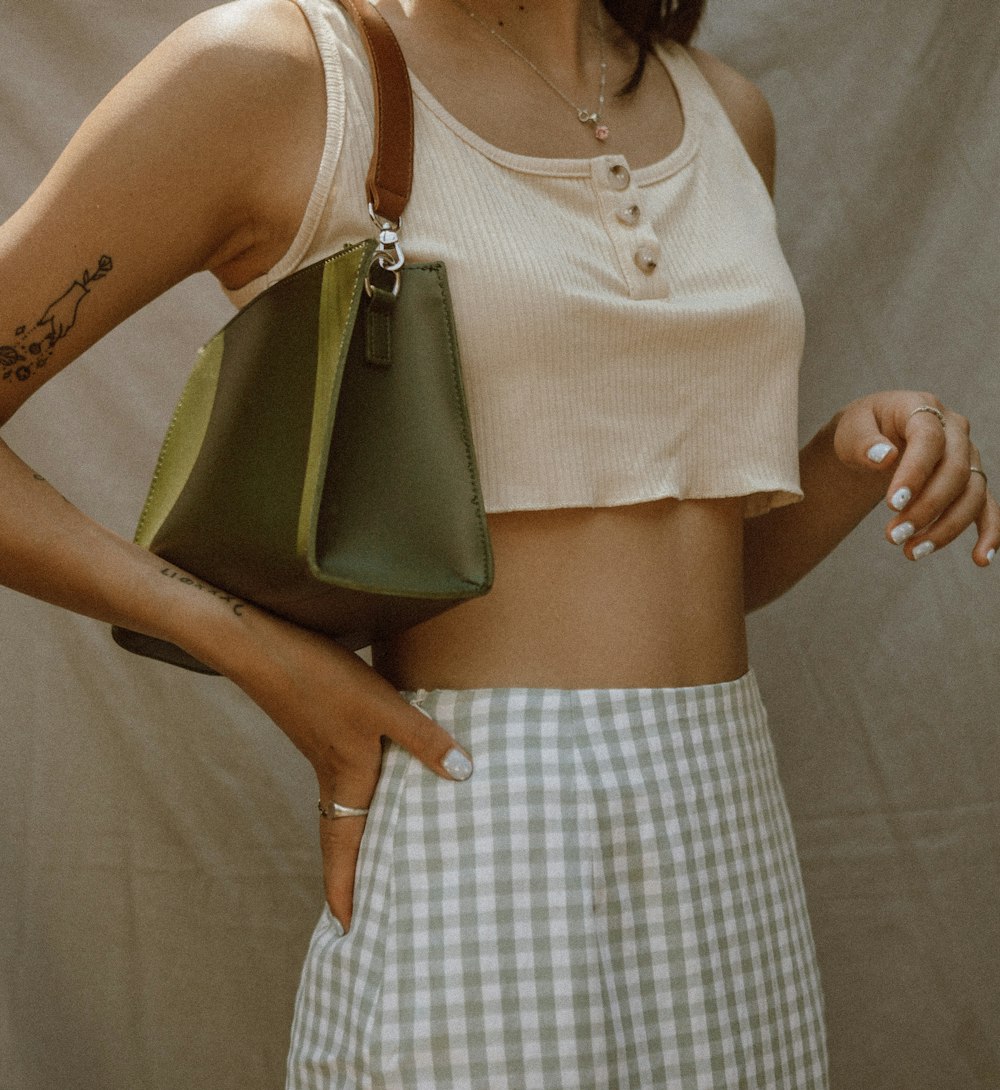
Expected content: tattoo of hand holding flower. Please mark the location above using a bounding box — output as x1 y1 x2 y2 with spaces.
2 255 113 383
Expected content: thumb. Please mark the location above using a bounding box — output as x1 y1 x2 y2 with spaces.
832 407 899 471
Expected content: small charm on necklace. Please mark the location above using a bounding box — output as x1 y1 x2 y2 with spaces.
594 124 610 142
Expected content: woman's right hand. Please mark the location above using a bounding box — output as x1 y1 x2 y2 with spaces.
220 613 473 933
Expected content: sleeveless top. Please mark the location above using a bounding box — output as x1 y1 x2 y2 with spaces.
227 0 805 516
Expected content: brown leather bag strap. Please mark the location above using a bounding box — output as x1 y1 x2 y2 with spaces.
338 0 414 224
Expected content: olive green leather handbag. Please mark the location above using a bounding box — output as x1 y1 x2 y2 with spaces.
111 0 493 674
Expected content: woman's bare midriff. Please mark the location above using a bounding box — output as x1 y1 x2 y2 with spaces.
372 496 749 690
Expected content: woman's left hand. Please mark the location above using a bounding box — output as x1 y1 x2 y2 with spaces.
831 391 999 565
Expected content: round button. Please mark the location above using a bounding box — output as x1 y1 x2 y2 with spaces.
634 246 660 274
608 162 631 190
617 203 641 226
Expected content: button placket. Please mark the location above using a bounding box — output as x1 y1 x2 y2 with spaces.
595 156 666 297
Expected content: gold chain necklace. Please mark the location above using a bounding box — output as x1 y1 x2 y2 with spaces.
445 0 611 141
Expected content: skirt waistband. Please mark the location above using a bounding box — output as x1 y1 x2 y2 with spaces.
402 666 759 709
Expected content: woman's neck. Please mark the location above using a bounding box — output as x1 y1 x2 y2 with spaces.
374 0 610 84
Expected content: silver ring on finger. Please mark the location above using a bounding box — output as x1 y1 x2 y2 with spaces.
318 799 370 820
970 465 988 485
909 404 946 427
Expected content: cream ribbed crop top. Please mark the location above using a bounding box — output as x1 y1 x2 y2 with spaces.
227 0 805 516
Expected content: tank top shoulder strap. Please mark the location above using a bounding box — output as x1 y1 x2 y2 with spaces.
227 0 361 310
653 40 773 193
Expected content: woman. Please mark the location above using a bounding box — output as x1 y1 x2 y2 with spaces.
2 0 996 1086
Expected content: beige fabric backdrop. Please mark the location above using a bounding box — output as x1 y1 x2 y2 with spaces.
1 1 997 1087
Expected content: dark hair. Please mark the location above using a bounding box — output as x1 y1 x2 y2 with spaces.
602 0 707 94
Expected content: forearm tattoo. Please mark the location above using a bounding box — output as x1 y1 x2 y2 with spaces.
160 566 247 617
2 255 114 383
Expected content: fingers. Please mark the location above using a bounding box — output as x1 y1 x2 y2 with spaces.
320 811 363 934
287 639 474 783
244 624 476 931
317 694 475 932
833 393 997 567
891 465 985 561
316 733 383 932
314 683 473 932
884 417 999 563
972 486 1000 567
884 406 963 536
387 698 474 781
316 680 471 928
344 674 474 784
882 399 952 515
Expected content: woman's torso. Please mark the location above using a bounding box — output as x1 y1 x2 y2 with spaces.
373 497 749 689
222 0 803 689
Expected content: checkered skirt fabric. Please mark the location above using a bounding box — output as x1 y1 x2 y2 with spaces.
286 671 827 1088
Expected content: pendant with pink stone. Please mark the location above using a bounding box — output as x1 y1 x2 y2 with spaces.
594 124 610 141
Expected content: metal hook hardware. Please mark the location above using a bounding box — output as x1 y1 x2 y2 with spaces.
365 203 404 298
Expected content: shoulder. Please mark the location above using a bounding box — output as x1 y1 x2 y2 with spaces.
12 0 332 298
150 0 323 100
684 45 776 196
92 0 326 176
125 0 330 287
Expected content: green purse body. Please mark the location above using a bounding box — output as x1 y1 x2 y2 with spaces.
111 2 493 674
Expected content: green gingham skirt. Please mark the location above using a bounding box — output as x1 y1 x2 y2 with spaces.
286 671 828 1089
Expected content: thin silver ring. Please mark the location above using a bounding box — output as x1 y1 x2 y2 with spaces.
970 466 988 485
909 405 946 427
318 799 370 820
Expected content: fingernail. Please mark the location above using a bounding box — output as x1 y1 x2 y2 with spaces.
867 442 894 464
889 487 912 511
987 548 996 565
329 914 345 938
912 541 935 560
442 747 473 781
890 522 915 545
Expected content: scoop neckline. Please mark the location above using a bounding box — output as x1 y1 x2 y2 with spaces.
407 41 701 184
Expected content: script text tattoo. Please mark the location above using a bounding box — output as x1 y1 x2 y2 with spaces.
160 567 247 617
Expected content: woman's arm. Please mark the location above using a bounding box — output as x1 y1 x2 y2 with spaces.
687 50 1000 610
0 0 471 931
0 0 327 417
744 396 1000 611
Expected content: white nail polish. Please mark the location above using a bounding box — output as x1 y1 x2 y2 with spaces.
912 541 935 560
889 487 912 511
867 442 893 464
442 748 473 781
890 522 915 545
987 548 996 565
328 913 345 938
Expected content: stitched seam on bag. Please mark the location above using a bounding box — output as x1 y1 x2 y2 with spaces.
134 345 213 545
428 264 492 592
366 303 392 368
303 241 373 569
